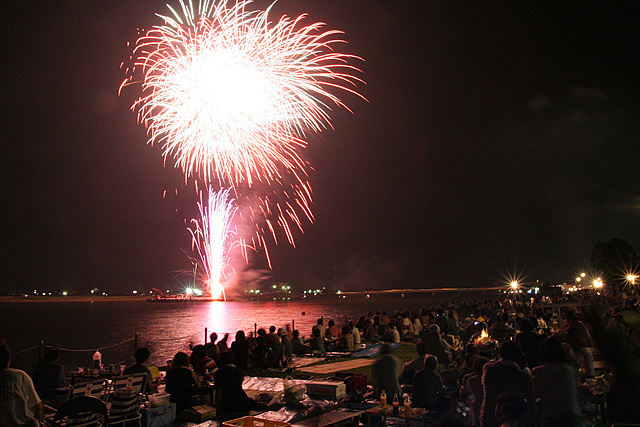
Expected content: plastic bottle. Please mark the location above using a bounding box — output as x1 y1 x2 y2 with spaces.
404 395 412 415
92 350 102 370
392 393 399 415
380 390 387 406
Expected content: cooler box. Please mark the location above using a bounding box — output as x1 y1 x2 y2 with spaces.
305 380 347 400
224 416 291 427
141 402 176 427
329 373 367 392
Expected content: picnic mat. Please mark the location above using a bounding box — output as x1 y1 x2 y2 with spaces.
354 343 402 358
297 358 376 374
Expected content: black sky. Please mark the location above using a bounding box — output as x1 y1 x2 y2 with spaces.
2 1 639 293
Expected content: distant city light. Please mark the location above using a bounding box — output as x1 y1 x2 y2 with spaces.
510 281 519 290
593 278 604 288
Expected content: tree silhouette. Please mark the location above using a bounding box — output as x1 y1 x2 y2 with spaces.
590 238 637 284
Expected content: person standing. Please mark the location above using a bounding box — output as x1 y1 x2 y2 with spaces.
0 339 43 426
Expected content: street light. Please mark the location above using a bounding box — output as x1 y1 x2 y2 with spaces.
593 278 604 289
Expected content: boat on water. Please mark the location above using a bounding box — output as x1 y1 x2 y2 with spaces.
147 288 225 302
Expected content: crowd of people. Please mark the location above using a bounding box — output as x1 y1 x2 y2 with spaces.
1 288 639 426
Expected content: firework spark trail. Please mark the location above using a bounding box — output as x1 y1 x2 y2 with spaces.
123 0 365 188
188 187 238 299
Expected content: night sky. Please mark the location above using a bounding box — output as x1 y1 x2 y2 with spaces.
2 1 639 293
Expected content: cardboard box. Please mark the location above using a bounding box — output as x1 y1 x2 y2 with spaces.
142 402 177 427
305 380 346 400
178 404 216 423
223 416 291 427
330 373 367 392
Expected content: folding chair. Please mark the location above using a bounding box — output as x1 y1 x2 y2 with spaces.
106 373 147 427
67 379 108 402
50 396 108 426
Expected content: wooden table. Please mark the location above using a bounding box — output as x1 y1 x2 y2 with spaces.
364 405 428 427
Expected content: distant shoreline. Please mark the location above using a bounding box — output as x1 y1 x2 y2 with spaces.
0 296 149 303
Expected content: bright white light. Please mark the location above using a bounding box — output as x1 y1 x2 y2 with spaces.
593 278 604 288
510 281 519 290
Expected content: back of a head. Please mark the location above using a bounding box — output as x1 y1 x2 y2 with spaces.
540 337 565 364
134 347 150 363
499 340 523 362
424 355 438 371
192 345 206 358
173 351 189 368
235 330 245 341
0 339 10 370
328 320 335 327
519 318 534 333
317 318 323 325
220 350 234 366
473 356 488 375
42 349 60 364
269 326 276 333
313 328 321 338
210 332 218 342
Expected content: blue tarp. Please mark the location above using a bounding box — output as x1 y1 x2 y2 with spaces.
354 343 402 358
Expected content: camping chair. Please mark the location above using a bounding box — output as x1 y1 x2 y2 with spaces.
67 378 108 402
105 373 147 427
50 396 108 426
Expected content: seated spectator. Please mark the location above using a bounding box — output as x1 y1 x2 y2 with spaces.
326 320 342 340
401 341 428 384
532 337 582 427
0 339 43 427
460 356 488 427
279 328 293 362
372 344 401 400
291 330 309 354
214 351 250 415
338 326 354 351
230 330 250 370
481 341 534 427
166 351 199 412
123 347 156 393
413 355 445 410
515 318 542 369
309 328 326 355
34 349 66 401
565 326 595 379
190 345 218 379
251 336 271 369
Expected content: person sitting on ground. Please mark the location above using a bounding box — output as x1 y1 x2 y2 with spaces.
349 321 362 347
213 350 250 416
230 330 250 370
562 310 593 347
326 320 342 340
312 318 325 339
279 328 293 363
371 344 401 400
291 330 309 355
34 349 66 402
166 351 199 413
515 318 541 369
0 339 43 427
189 345 217 379
251 336 271 370
123 347 156 393
460 356 488 427
532 337 583 427
400 340 428 384
338 325 355 351
412 355 445 410
480 341 534 427
309 328 326 355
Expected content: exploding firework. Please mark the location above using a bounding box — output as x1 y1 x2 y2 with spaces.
123 0 364 187
188 187 239 300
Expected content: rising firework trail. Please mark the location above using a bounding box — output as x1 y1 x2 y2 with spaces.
122 0 365 188
188 187 239 300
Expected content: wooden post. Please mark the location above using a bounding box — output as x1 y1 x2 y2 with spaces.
292 319 295 332
254 323 257 337
134 333 138 350
205 327 208 344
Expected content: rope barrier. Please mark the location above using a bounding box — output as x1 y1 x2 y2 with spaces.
44 337 135 353
11 345 39 356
